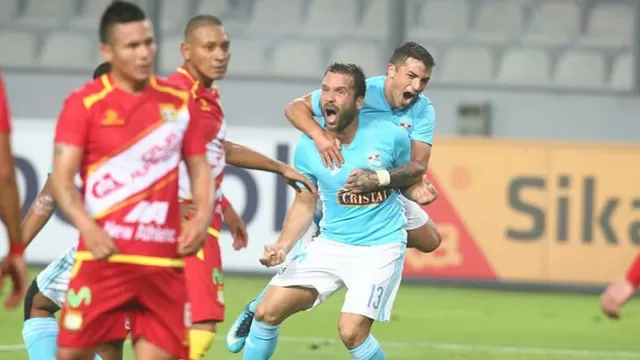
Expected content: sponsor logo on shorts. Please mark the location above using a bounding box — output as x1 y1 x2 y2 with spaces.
184 302 192 328
67 286 92 308
336 189 392 206
213 268 225 305
63 310 83 331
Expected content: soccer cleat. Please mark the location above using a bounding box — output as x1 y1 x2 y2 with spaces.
226 300 256 353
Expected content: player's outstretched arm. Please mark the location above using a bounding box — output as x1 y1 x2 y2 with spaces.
21 175 57 248
224 141 317 195
285 94 343 168
260 189 317 267
0 132 22 248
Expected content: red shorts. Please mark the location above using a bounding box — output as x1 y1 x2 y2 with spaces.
185 211 225 323
57 258 189 359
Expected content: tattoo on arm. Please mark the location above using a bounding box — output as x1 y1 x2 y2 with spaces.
33 195 56 216
388 161 425 189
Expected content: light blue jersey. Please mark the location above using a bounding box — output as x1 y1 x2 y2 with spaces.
294 118 411 246
311 75 436 145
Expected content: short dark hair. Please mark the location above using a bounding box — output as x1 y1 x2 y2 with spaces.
389 41 435 69
99 1 147 44
184 15 223 40
324 63 367 100
93 62 111 79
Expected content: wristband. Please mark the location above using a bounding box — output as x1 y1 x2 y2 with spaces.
626 255 640 287
9 242 25 256
376 170 390 186
220 196 232 210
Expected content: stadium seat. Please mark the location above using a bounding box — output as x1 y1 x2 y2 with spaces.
0 31 36 67
249 0 303 32
408 0 469 42
225 39 268 76
160 0 190 33
158 36 183 74
610 53 634 91
580 3 634 48
440 46 493 84
496 48 551 86
271 41 323 78
70 0 126 30
39 32 95 71
467 0 525 44
554 51 606 88
17 0 75 28
523 1 580 46
0 0 19 26
357 0 389 39
329 42 382 77
305 0 358 36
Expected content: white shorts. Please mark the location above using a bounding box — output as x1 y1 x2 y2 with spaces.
36 246 76 308
400 194 429 230
270 238 406 322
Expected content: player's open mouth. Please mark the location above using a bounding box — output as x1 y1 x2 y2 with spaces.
324 106 338 125
402 91 415 104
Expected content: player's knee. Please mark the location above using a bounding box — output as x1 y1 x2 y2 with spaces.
254 300 284 326
337 316 371 350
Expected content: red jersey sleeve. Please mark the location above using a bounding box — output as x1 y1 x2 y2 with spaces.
54 92 90 148
626 253 640 287
0 74 12 133
182 100 207 158
220 195 232 210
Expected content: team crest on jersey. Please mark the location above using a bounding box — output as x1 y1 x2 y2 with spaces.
367 151 382 167
159 104 178 122
399 115 413 129
101 109 124 126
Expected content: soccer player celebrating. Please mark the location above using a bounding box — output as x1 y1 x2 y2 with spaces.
51 2 213 360
601 254 640 319
168 15 315 360
244 63 422 360
0 73 27 310
227 42 440 352
22 62 124 360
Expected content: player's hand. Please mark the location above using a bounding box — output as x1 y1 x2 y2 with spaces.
313 130 343 169
259 244 287 267
403 176 438 206
0 253 28 309
222 205 248 251
344 169 381 193
179 215 208 256
80 223 118 260
280 165 318 196
601 279 636 319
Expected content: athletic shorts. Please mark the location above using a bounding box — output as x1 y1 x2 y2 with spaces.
185 210 225 323
36 246 77 308
270 238 406 322
57 257 189 359
399 194 429 230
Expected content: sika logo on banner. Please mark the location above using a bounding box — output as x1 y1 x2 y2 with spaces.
402 169 497 280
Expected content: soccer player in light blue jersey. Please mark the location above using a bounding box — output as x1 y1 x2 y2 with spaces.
227 42 441 353
242 63 426 360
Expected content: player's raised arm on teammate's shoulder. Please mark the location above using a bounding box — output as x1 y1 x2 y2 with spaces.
285 93 343 168
21 175 57 248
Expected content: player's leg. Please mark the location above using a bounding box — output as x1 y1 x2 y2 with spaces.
226 225 318 353
22 279 61 360
56 260 133 360
244 238 341 360
132 266 190 360
340 242 407 359
402 196 441 253
185 219 225 360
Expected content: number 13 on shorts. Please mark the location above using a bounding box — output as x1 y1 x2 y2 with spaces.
368 285 384 310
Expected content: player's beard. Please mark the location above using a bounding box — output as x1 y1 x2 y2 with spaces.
335 104 358 132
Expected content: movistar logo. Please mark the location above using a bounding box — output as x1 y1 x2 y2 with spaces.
67 286 92 308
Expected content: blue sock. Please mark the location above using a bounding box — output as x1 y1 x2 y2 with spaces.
22 317 103 360
249 288 267 312
242 320 280 360
348 334 386 360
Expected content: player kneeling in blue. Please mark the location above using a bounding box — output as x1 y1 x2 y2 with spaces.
242 63 429 360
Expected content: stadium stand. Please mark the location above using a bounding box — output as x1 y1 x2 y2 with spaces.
0 0 635 90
